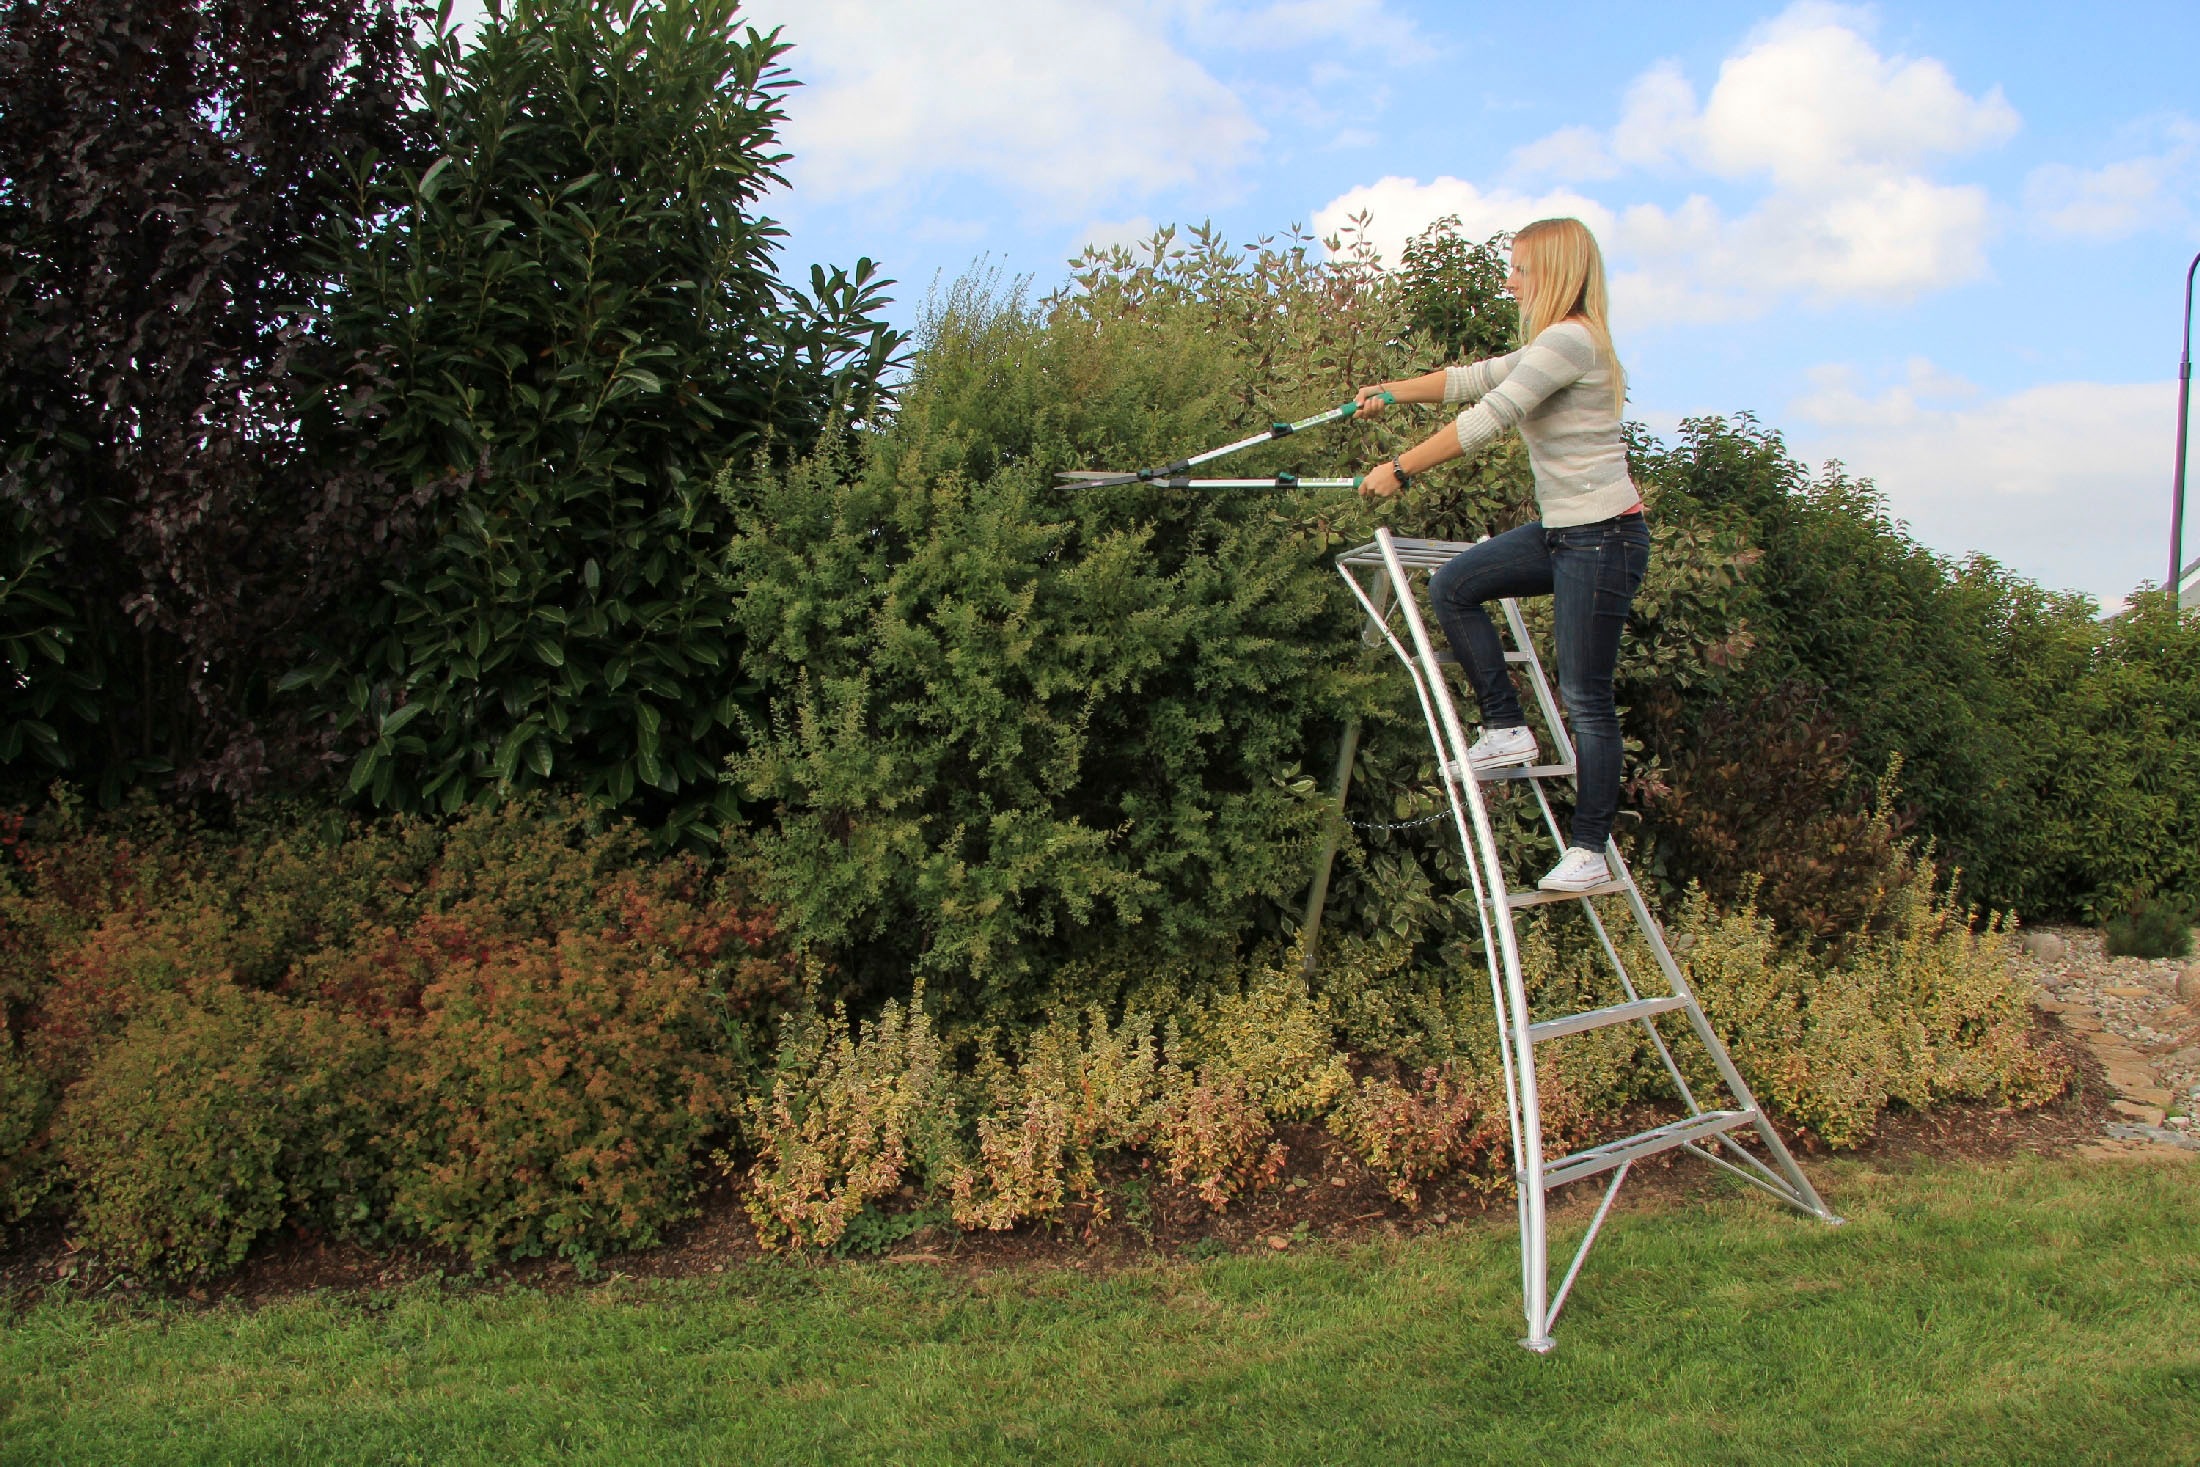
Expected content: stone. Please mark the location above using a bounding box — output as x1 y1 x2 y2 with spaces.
2104 985 2154 999
1266 1235 1290 1251
2031 993 2068 1013
2127 1086 2175 1109
2105 1066 2159 1094
2080 1138 2197 1162
2111 1100 2168 1127
2017 931 2069 961
2179 965 2200 1006
2061 1010 2104 1031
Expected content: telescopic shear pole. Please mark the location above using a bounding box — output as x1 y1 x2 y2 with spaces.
1054 391 1393 492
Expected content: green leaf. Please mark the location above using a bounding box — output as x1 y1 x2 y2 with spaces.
417 156 455 201
380 703 427 736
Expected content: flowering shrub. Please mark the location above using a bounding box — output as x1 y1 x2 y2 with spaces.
386 932 740 1267
57 983 392 1279
0 1044 51 1222
1 796 792 1272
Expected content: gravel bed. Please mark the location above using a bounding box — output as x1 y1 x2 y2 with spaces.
2011 924 2200 1146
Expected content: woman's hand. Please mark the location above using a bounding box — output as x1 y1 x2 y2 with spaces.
1359 459 1403 500
1353 383 1393 419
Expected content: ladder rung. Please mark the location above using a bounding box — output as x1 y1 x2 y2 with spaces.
1506 879 1628 909
1542 1110 1757 1189
1528 994 1691 1044
1477 761 1574 783
1503 650 1534 663
1442 761 1577 785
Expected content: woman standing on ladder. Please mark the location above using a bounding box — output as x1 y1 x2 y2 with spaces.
1352 216 1647 896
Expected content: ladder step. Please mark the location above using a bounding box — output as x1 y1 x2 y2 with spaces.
1442 760 1577 785
1543 1109 1758 1190
1506 879 1628 909
1437 649 1536 667
1528 994 1692 1044
1477 761 1574 783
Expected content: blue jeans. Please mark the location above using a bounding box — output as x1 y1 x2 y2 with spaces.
1427 516 1651 852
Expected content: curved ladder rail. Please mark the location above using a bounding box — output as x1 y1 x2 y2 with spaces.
1335 529 1840 1353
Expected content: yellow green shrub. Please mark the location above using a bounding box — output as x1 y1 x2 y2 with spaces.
742 988 962 1251
1179 966 1352 1122
1153 1053 1286 1213
1327 1065 1507 1206
1681 849 2068 1148
949 1005 1160 1232
0 1043 54 1223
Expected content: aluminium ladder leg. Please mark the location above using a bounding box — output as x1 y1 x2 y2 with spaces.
1333 529 1840 1353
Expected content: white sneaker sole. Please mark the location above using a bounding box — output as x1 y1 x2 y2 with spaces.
1538 862 1612 892
1442 739 1538 779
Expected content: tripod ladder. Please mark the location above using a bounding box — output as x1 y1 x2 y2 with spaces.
1334 528 1840 1353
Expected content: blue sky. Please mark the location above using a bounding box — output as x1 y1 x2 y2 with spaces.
453 2 2200 608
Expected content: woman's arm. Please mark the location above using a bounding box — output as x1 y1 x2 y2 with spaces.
1356 326 1593 499
1356 417 1466 499
1352 368 1447 416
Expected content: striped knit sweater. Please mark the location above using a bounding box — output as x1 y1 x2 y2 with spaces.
1442 319 1638 528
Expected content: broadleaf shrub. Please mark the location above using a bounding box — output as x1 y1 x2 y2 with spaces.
1326 1064 1507 1207
0 0 422 801
295 0 905 835
1678 853 2067 1149
949 1005 1161 1232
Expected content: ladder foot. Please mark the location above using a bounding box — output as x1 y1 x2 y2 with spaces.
1519 1336 1557 1355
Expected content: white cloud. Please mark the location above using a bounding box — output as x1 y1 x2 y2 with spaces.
2024 117 2200 240
1785 362 2179 605
1686 4 2017 188
750 1 1266 216
1509 125 1622 181
1478 2 2017 320
1177 0 1422 57
1071 215 1157 255
1309 176 1614 267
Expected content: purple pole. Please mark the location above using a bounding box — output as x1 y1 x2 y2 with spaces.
2175 251 2200 604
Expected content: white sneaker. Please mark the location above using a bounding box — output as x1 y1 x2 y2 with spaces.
1538 847 1612 892
1444 725 1537 780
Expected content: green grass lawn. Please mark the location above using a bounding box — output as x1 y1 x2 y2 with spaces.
4 1154 2196 1466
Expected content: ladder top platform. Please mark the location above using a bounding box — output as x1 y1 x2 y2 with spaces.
1337 537 1478 570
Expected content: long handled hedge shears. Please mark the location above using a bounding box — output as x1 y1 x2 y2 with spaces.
1054 391 1393 491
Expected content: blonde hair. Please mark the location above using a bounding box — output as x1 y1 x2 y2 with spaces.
1512 217 1625 416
